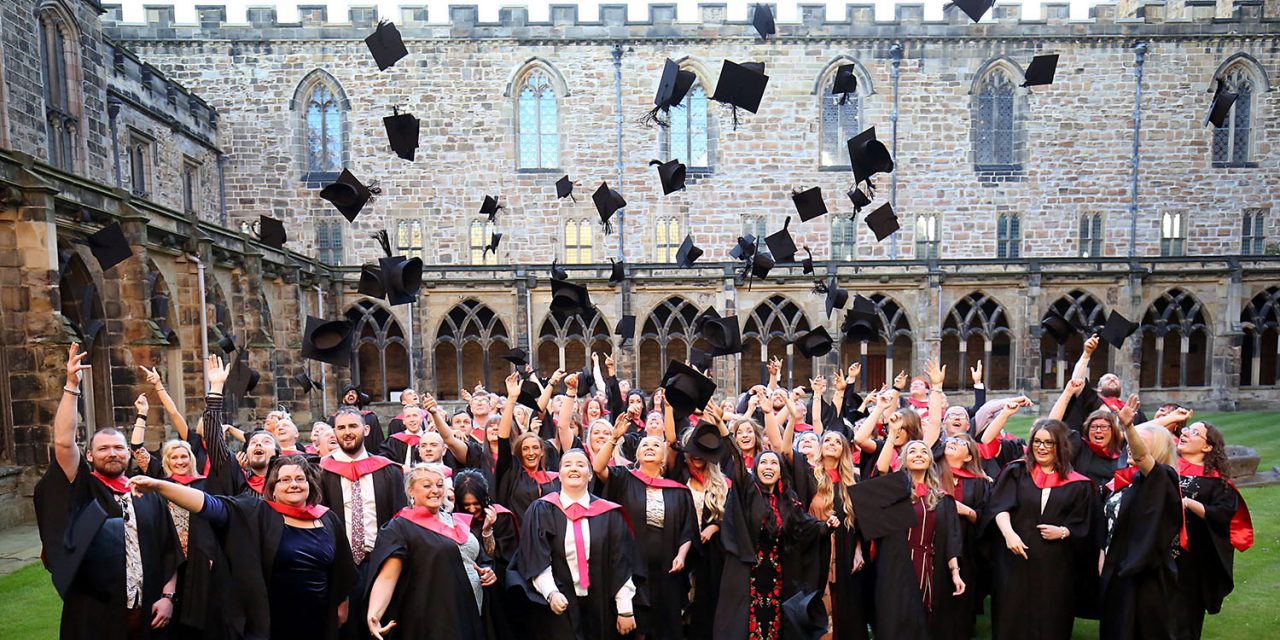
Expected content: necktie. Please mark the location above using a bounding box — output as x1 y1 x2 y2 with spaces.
351 476 367 565
571 517 590 589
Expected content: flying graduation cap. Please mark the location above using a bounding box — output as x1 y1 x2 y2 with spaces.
1100 310 1139 349
661 359 717 416
1204 78 1239 128
550 259 569 282
701 315 744 357
712 60 770 127
366 230 423 306
650 159 687 195
949 0 996 23
616 314 636 346
832 64 858 105
556 175 577 201
609 259 625 285
258 215 286 249
730 234 757 261
1040 310 1074 343
479 195 503 223
643 59 698 128
86 221 133 272
848 185 872 216
792 187 828 221
796 326 834 358
676 235 703 267
801 247 815 275
358 264 385 299
550 278 593 318
301 316 354 366
592 182 626 233
864 203 900 242
383 108 420 161
842 295 881 342
294 371 315 394
320 170 379 223
364 20 408 71
751 4 776 40
483 232 502 258
1022 54 1059 88
847 127 894 193
765 217 798 263
815 275 849 318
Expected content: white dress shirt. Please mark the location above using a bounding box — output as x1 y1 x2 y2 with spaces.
531 492 635 615
332 449 379 555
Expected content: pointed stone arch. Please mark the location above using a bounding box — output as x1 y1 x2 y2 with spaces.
942 291 1014 390
742 295 812 389
536 309 612 373
1039 290 1109 389
433 300 512 401
838 293 916 390
1241 286 1280 386
1139 288 1211 388
637 296 706 391
345 300 408 402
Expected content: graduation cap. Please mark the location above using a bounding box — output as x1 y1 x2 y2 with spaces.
616 315 636 345
1204 78 1239 129
765 217 798 263
712 60 770 126
227 357 260 398
847 470 916 539
592 183 625 233
688 347 713 374
501 348 529 368
702 315 744 357
730 234 757 261
516 377 545 411
842 295 881 342
795 326 834 358
744 250 775 287
751 3 776 40
949 0 996 23
258 215 286 249
483 232 502 258
574 365 595 399
301 316 354 367
550 260 568 282
357 264 386 299
86 222 133 272
1040 311 1074 343
644 59 698 127
792 187 828 222
556 175 576 201
364 20 408 71
609 259 625 285
847 127 894 190
1022 54 1059 88
320 170 378 223
815 275 849 318
1100 310 1139 349
675 235 703 267
801 247 815 275
650 159 687 195
550 279 593 318
661 360 717 416
832 64 858 105
378 256 423 306
383 109 420 161
865 203 900 242
479 195 503 223
848 186 871 216
216 330 236 354
294 371 315 394
683 420 727 462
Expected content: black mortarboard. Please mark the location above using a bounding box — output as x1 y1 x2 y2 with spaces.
516 378 545 411
1041 311 1073 343
702 315 744 357
551 260 568 281
616 315 636 344
792 187 828 222
383 110 420 161
712 60 770 115
865 203 900 242
746 250 775 282
574 365 595 399
358 264 385 299
479 195 503 222
751 3 776 40
818 275 848 318
730 234 757 261
765 217 798 263
650 159 687 195
847 470 916 539
1100 310 1139 349
217 330 236 354
378 256 423 306
227 357 260 397
847 127 894 187
842 295 881 342
258 215 286 249
654 59 697 111
301 316 354 367
1022 54 1059 88
676 235 703 267
550 279 592 318
848 186 872 215
609 259 625 285
592 182 625 232
683 420 727 462
320 169 376 223
796 326 834 358
364 20 408 71
483 232 502 258
1204 78 1239 129
950 0 996 23
661 360 717 415
688 347 713 373
832 64 858 101
556 175 575 200
294 371 315 394
86 222 133 272
501 348 529 368
801 247 815 275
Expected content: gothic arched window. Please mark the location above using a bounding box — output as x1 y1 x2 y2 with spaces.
434 300 511 400
668 82 710 168
1212 64 1258 167
1139 289 1211 388
346 300 409 401
819 64 863 167
292 70 349 179
638 297 705 391
1039 290 1108 390
37 1 82 170
517 69 560 169
973 66 1022 170
941 291 1013 390
837 294 914 391
537 310 612 374
1241 286 1280 387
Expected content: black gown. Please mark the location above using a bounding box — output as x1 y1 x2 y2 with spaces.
873 488 964 640
469 506 523 640
1174 461 1252 640
510 493 637 640
34 459 181 640
365 513 486 640
1099 464 1183 640
495 435 561 522
792 455 870 640
379 432 422 468
1069 429 1124 492
601 466 698 640
948 472 992 637
982 461 1098 640
668 454 735 640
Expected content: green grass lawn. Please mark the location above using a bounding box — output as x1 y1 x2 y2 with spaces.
2 411 1276 639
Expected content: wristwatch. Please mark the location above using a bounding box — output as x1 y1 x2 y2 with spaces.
161 592 176 601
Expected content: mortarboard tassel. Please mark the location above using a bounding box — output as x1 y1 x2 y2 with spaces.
373 230 392 257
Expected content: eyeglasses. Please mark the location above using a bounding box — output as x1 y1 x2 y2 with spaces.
1087 424 1111 431
1031 439 1057 449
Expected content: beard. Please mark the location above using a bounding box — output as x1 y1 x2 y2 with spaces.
339 436 365 455
92 458 127 477
1098 385 1121 399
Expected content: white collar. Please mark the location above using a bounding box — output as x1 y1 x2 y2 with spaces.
332 449 368 463
558 491 591 509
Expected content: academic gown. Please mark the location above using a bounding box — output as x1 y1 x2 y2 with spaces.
872 489 965 640
365 513 486 640
1069 430 1124 492
495 435 562 523
379 432 422 468
601 466 698 640
668 455 733 640
948 473 992 636
469 506 523 640
34 460 181 640
791 455 870 640
1174 462 1252 640
976 437 1027 480
161 474 232 640
1099 464 1183 640
510 494 637 640
198 495 356 640
982 461 1098 640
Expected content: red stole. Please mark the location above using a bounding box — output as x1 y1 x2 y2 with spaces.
319 454 397 482
526 468 559 485
390 432 421 446
491 503 512 516
1100 396 1126 413
794 423 814 433
686 466 731 490
628 468 690 492
948 467 983 502
280 448 304 456
743 454 756 471
1108 466 1139 493
824 467 841 485
1086 440 1120 460
1030 465 1091 489
266 501 330 520
245 472 266 495
91 471 129 494
1178 459 1254 552
168 473 205 486
913 481 930 498
907 397 928 410
395 507 473 544
304 445 318 455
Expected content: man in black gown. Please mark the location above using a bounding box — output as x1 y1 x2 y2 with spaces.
34 344 181 640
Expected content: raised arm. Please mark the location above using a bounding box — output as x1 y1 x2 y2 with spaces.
127 474 208 513
982 398 1028 444
756 387 784 455
1049 378 1086 422
658 389 678 446
141 366 190 440
854 388 894 453
1117 394 1157 476
129 393 150 447
1071 334 1100 381
1136 406 1194 434
555 370 579 454
593 416 630 481
427 394 469 462
876 414 903 474
54 344 93 481
498 372 520 440
766 356 781 392
808 376 826 435
924 360 946 448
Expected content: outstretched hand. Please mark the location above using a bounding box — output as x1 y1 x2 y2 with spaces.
66 344 91 389
140 366 163 390
206 355 231 389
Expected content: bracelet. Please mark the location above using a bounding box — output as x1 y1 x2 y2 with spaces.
482 530 495 538
136 415 147 423
617 612 634 619
63 386 81 397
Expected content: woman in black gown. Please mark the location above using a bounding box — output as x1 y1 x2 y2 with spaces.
937 431 991 637
455 469 522 640
495 373 561 521
984 418 1098 640
1173 421 1254 639
800 431 868 640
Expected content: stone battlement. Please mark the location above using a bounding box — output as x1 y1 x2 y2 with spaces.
105 38 219 145
102 1 1278 42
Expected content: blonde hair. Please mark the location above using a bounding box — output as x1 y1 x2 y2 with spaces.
404 463 453 510
810 432 857 529
1137 424 1178 467
160 439 196 476
940 433 990 498
679 429 729 524
904 440 944 511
